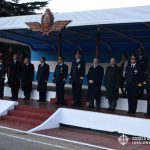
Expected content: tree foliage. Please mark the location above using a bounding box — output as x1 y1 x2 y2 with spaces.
0 0 48 17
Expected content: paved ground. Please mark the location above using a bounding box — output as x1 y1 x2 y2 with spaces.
0 127 111 150
36 127 150 150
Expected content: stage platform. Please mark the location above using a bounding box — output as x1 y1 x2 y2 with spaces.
0 99 18 117
0 99 150 149
36 126 150 150
29 107 150 138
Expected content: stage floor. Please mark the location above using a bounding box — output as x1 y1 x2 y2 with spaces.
0 98 150 150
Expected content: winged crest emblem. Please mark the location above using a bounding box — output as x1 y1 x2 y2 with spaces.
26 9 71 35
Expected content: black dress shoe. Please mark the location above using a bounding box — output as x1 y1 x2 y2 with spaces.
88 106 94 109
76 104 81 107
56 102 64 106
111 108 115 111
106 108 111 111
10 97 14 100
106 108 115 111
145 113 150 116
71 102 77 106
37 99 43 102
127 111 136 115
55 102 60 105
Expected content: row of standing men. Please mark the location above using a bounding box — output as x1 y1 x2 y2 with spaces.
0 49 149 115
54 49 150 116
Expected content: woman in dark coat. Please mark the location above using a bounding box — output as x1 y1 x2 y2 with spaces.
87 58 104 109
21 58 34 100
104 58 120 111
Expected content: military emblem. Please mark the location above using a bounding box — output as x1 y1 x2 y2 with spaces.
61 67 63 73
118 134 129 146
134 70 138 74
26 9 71 35
77 64 81 69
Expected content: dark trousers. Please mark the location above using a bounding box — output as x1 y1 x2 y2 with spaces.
11 87 19 99
139 87 144 99
120 77 126 97
147 89 150 114
108 99 117 109
0 87 4 98
23 90 31 100
39 91 46 101
72 82 82 106
0 81 4 98
56 83 64 105
127 87 138 114
89 98 101 108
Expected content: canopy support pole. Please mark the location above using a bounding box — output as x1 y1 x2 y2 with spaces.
68 28 112 52
52 34 82 51
96 27 100 59
58 31 62 57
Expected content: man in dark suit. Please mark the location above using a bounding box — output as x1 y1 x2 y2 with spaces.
104 58 120 111
137 48 148 99
144 64 150 116
8 54 22 100
6 47 14 76
69 50 85 107
0 58 6 99
37 57 49 101
125 55 142 114
53 56 68 105
87 58 104 109
21 58 34 100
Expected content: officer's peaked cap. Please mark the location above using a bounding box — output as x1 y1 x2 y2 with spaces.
130 54 137 59
57 56 65 60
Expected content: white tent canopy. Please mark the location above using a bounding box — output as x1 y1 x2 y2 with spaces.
0 5 150 30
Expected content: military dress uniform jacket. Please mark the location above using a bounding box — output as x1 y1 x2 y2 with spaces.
125 63 142 89
144 64 150 90
37 63 49 92
53 63 68 84
137 56 148 82
87 65 104 100
70 59 85 83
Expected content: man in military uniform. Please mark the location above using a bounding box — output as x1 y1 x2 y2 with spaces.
21 58 34 100
37 57 49 101
125 55 142 114
144 64 150 116
69 50 85 107
8 54 22 100
104 58 120 111
137 48 148 99
0 58 6 99
87 58 104 109
53 56 68 105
